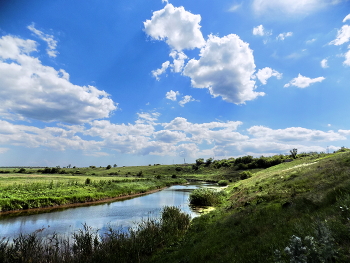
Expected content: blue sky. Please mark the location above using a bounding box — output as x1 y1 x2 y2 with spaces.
0 0 350 167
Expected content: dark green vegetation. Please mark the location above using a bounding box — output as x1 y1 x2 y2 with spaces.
2 148 350 262
0 206 190 263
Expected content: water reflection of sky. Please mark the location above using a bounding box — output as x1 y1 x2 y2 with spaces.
0 184 209 239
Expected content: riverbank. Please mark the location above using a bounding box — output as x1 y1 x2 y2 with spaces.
0 176 186 213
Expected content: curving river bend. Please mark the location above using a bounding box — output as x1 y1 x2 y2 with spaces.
0 183 212 239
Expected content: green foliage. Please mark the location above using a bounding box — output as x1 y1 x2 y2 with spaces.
290 148 298 159
0 206 191 263
218 180 228 186
195 158 204 166
106 165 112 170
189 188 226 206
85 178 92 185
239 170 252 180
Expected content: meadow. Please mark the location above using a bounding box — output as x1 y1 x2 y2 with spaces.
1 149 350 262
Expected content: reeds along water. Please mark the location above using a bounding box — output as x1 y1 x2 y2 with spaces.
0 206 191 263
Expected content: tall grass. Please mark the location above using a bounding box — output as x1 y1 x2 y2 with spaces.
0 206 191 263
0 178 186 212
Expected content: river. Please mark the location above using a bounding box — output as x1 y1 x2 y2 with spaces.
0 183 211 240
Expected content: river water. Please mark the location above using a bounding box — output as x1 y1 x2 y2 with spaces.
0 183 210 240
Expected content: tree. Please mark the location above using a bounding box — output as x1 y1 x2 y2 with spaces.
290 148 298 159
205 158 213 167
106 165 112 170
113 164 117 168
195 158 204 166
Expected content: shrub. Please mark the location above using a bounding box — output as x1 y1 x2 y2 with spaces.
189 188 227 206
85 178 91 185
171 174 177 178
175 167 182 172
106 165 112 170
218 180 228 186
240 171 252 180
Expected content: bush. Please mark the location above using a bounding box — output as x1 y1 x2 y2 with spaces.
189 188 227 206
240 171 252 180
106 165 112 170
218 180 228 186
85 178 91 185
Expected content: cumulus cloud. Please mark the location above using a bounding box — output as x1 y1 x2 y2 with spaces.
253 25 272 37
253 25 265 36
255 67 282 85
166 90 180 101
27 23 58 57
329 25 350 45
169 50 188 72
152 61 170 80
343 14 350 23
248 126 346 141
0 120 101 151
252 0 334 16
276 32 293 40
183 34 264 104
143 3 205 51
321 59 329 68
284 74 325 88
179 95 196 107
0 35 117 124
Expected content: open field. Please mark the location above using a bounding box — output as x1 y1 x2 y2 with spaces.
2 150 350 262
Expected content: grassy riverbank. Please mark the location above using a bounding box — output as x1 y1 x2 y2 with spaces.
0 173 186 212
2 150 350 262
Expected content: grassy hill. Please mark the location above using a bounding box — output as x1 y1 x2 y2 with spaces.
150 150 350 262
1 150 350 262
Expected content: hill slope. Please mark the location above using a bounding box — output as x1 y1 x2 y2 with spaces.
151 151 350 262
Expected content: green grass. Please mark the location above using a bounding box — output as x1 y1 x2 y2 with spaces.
149 151 350 262
0 174 186 212
2 150 350 261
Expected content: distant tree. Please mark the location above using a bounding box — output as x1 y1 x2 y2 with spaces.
290 148 298 159
106 165 112 170
67 164 71 168
113 164 117 168
195 158 204 166
205 158 213 167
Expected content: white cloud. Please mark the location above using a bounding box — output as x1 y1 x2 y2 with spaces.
252 0 334 15
166 90 180 101
255 67 282 85
276 32 293 40
0 120 101 151
27 23 58 58
253 25 265 36
343 14 350 23
169 50 188 72
179 95 196 107
252 25 272 37
284 74 325 88
344 50 350 66
143 3 205 51
0 35 117 124
248 126 346 141
228 4 242 12
329 25 350 45
152 61 170 80
183 34 264 104
306 38 316 44
321 59 329 68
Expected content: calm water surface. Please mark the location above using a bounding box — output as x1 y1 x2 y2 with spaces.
0 183 211 239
